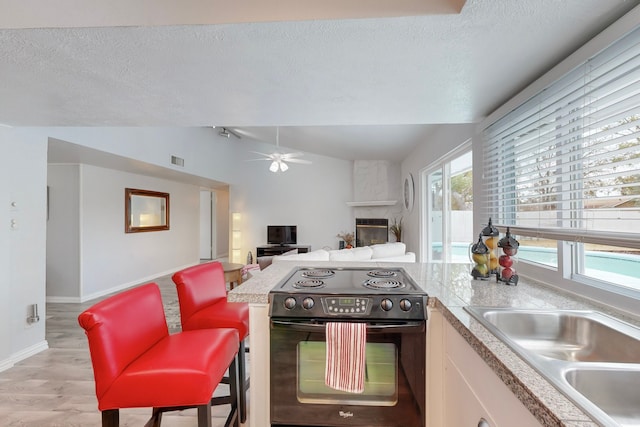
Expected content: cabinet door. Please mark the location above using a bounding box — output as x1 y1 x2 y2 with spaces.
445 355 497 427
443 320 542 427
249 304 270 427
426 307 444 427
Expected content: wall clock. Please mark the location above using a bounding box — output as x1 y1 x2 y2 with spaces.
404 173 415 212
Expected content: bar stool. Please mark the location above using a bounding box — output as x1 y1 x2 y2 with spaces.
172 261 250 423
78 282 240 427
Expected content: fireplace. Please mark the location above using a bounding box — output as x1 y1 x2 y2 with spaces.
355 218 389 247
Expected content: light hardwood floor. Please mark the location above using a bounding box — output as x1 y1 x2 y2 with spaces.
0 271 248 426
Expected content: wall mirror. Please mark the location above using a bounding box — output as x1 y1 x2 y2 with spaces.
125 188 170 233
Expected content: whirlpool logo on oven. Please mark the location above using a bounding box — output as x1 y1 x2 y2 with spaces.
339 410 354 419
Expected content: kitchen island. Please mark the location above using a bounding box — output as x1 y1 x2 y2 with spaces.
228 261 640 427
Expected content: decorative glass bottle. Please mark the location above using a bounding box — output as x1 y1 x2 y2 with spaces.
481 218 500 275
470 233 491 280
497 227 519 285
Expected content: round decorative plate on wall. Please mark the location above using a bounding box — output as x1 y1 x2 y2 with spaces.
404 173 415 212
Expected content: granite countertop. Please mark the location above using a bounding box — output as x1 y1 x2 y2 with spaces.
228 260 640 427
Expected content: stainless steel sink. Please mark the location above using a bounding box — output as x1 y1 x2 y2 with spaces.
464 306 640 426
563 367 640 427
477 308 640 363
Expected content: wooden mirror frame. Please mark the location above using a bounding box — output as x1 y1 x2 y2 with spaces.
125 188 170 233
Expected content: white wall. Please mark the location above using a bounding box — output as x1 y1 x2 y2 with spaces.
80 165 201 301
46 163 202 302
43 127 354 259
0 130 9 368
46 164 81 298
351 160 404 241
43 127 354 296
46 127 239 184
401 124 476 261
230 149 353 258
0 129 48 370
199 190 214 259
215 189 229 259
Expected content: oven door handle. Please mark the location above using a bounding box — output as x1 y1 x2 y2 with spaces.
271 319 425 333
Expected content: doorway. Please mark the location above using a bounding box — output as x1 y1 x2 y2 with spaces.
199 190 216 260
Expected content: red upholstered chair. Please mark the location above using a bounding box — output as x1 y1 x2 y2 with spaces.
78 282 240 427
172 261 250 423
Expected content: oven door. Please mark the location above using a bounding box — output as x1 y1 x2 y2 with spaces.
270 318 425 427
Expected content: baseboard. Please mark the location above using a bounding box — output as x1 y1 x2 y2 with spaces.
77 263 197 303
47 296 82 303
0 339 49 373
46 263 200 303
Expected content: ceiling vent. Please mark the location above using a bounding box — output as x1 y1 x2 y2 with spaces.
171 155 184 167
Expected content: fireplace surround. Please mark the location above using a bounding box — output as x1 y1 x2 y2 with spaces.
355 218 389 247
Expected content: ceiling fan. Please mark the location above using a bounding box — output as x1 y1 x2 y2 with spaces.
249 127 312 172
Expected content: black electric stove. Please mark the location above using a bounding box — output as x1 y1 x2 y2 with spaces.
269 267 428 320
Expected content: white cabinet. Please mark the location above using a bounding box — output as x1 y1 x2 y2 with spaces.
426 306 445 426
445 349 498 426
427 308 542 427
249 303 270 427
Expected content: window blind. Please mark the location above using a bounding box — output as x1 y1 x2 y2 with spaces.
483 26 640 249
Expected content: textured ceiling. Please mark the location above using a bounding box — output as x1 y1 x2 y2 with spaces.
1 0 638 162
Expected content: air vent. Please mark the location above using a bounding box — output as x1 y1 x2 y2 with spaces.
171 155 184 167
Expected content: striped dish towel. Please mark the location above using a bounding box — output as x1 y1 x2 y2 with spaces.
325 322 367 393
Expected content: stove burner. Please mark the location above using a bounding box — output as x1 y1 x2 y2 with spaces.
367 270 398 278
293 279 326 289
363 278 405 290
301 269 335 279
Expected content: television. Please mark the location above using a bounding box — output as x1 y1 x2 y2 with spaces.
267 225 297 246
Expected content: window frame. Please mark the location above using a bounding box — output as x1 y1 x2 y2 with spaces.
421 141 473 263
476 14 640 313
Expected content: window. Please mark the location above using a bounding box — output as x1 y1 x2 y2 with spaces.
483 26 640 293
424 146 473 262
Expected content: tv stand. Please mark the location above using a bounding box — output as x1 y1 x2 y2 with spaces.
256 245 311 257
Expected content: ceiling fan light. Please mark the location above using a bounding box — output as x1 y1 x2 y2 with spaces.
279 161 289 172
269 161 279 172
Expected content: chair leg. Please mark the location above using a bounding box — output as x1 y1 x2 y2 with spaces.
224 356 240 427
238 339 248 424
147 408 163 427
197 402 212 427
102 409 119 427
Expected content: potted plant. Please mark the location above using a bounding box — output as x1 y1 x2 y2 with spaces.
390 217 403 242
336 231 355 249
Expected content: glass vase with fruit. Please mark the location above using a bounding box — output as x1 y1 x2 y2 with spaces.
481 218 500 275
497 227 519 285
469 233 491 280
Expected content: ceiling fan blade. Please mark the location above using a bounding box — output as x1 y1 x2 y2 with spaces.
249 151 275 158
285 158 313 164
246 130 312 169
281 152 305 159
245 158 273 162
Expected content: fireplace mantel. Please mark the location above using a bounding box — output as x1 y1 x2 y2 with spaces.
346 200 397 207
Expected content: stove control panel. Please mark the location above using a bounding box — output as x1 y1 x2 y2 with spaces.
321 297 372 316
270 293 427 319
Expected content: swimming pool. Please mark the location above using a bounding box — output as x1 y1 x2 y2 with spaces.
444 243 640 286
